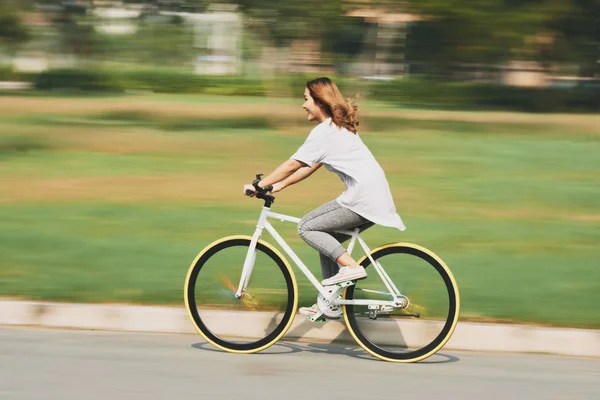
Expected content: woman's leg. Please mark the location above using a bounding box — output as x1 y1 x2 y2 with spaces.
298 200 373 279
319 253 339 281
319 226 372 279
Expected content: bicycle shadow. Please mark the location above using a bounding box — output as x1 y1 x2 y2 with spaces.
276 312 461 364
191 340 371 360
191 341 459 364
281 341 460 364
190 312 460 364
191 341 299 355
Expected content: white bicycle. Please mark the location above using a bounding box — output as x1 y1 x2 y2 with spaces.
184 174 460 362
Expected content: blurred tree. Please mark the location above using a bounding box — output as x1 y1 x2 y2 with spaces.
406 0 600 79
0 0 32 57
92 5 195 66
34 1 196 66
27 1 100 63
121 0 210 12
406 0 543 78
19 0 597 79
129 11 195 66
225 0 372 73
51 2 98 61
322 14 369 70
544 0 600 77
232 0 341 46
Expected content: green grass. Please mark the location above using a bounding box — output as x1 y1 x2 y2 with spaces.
0 94 598 328
10 112 273 131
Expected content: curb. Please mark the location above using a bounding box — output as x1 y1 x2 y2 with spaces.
1 300 598 358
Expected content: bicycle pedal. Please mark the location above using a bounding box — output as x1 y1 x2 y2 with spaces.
336 280 356 288
307 315 326 323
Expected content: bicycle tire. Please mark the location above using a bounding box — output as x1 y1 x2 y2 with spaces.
343 243 460 363
184 235 298 353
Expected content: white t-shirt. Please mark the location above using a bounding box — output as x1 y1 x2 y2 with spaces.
291 118 406 231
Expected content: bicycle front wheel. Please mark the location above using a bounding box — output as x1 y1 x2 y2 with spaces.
184 235 298 353
343 243 460 363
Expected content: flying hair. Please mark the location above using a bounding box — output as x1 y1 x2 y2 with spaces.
306 77 359 133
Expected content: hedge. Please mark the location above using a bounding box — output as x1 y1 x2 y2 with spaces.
369 78 600 112
29 68 600 112
33 68 266 96
34 68 124 92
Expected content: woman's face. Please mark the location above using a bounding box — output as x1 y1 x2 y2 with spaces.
303 88 326 122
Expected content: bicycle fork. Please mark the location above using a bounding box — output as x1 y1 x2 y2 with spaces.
234 208 269 298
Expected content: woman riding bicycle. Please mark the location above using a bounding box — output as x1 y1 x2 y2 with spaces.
244 77 406 317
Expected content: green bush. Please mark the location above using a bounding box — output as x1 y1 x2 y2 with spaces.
34 68 124 92
200 75 265 96
0 65 38 82
117 69 206 93
369 78 484 108
30 67 599 112
34 67 267 96
0 65 18 81
118 68 267 95
460 84 600 112
369 78 600 112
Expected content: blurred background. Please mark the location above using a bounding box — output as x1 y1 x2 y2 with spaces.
2 0 600 97
0 0 598 329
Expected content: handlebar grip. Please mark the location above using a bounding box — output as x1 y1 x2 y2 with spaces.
252 178 273 194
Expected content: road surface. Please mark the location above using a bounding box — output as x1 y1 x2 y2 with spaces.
1 326 598 399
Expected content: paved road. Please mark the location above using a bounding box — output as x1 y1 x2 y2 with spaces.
1 327 598 400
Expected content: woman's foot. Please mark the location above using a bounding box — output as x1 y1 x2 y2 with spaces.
298 303 320 316
321 265 367 286
298 303 341 319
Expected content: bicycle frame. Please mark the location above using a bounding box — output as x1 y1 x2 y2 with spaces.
235 205 405 307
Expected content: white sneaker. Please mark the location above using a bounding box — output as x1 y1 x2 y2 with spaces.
298 303 319 316
298 303 341 319
321 266 367 286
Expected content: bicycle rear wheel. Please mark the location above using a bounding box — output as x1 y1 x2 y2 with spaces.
184 235 298 353
343 243 460 362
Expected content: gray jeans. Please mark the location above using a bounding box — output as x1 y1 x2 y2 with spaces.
297 200 374 279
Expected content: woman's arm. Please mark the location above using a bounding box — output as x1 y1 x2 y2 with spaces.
257 159 305 188
273 162 322 192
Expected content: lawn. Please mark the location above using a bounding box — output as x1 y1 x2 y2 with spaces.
0 93 598 328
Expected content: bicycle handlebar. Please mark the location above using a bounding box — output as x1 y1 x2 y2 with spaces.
247 174 275 207
252 175 273 194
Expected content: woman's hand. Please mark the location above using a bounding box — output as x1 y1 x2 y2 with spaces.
243 184 256 197
271 182 285 193
244 182 284 196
